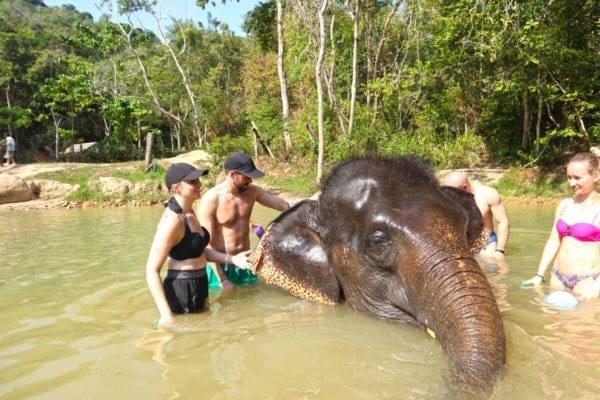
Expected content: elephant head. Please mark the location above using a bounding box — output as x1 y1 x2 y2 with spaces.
251 157 505 393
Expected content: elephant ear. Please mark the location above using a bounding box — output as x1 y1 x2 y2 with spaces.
251 200 341 305
440 186 487 253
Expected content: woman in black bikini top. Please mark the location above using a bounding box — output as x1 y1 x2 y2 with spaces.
166 196 211 260
145 163 251 327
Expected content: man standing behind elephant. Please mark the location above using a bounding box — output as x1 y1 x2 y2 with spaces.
444 171 510 259
198 152 289 290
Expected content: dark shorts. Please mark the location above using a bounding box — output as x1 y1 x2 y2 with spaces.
163 269 208 314
207 262 258 288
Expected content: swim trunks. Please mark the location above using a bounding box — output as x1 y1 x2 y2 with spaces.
488 232 497 244
552 267 600 290
163 269 209 314
207 262 258 288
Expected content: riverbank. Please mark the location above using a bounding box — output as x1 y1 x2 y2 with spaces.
0 151 566 211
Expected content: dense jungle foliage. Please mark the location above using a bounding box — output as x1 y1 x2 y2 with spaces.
1 0 598 175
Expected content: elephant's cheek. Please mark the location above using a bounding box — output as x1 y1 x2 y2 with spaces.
330 245 361 277
329 245 367 297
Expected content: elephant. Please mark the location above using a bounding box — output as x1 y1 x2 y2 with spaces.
251 156 505 394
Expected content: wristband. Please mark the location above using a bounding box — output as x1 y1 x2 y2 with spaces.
495 249 505 254
536 274 544 280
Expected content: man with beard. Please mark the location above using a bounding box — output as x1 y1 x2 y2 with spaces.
198 152 289 290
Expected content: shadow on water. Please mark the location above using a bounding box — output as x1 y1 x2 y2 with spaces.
0 204 598 399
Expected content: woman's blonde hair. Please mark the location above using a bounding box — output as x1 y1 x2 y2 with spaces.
570 149 599 173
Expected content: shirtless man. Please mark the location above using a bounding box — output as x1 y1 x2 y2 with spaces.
198 152 289 290
444 171 510 259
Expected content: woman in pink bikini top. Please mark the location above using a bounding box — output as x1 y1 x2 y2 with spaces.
523 151 600 300
555 204 600 242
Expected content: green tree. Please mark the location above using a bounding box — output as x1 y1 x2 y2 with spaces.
37 56 96 157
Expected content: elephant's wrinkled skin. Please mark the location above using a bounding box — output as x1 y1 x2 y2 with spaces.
251 157 505 392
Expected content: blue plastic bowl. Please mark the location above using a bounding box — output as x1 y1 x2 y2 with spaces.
544 290 579 310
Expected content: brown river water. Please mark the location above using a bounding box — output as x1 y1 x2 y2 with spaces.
0 204 598 399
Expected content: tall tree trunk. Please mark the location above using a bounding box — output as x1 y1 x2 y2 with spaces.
276 0 293 155
364 0 373 108
324 15 348 136
137 119 143 149
371 0 404 123
536 88 543 154
4 82 10 109
316 0 328 184
102 116 111 136
521 91 530 148
144 130 154 170
50 110 63 161
348 0 359 137
4 82 13 136
574 98 590 145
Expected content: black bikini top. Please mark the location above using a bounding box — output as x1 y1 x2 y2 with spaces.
166 197 211 261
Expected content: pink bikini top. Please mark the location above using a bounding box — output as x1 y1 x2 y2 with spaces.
556 219 600 242
555 200 600 242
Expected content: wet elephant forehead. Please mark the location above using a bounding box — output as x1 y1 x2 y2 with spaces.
330 177 379 212
280 235 328 263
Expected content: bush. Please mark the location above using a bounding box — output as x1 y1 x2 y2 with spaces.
494 167 567 198
207 135 254 157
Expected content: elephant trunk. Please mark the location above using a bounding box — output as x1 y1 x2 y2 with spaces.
420 257 505 392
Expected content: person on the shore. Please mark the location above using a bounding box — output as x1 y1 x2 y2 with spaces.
146 163 251 327
2 132 16 166
444 171 510 259
198 152 289 290
523 151 600 299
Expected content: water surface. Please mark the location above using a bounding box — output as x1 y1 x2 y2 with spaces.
0 204 598 399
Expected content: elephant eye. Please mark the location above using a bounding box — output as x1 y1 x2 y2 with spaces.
366 231 391 258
